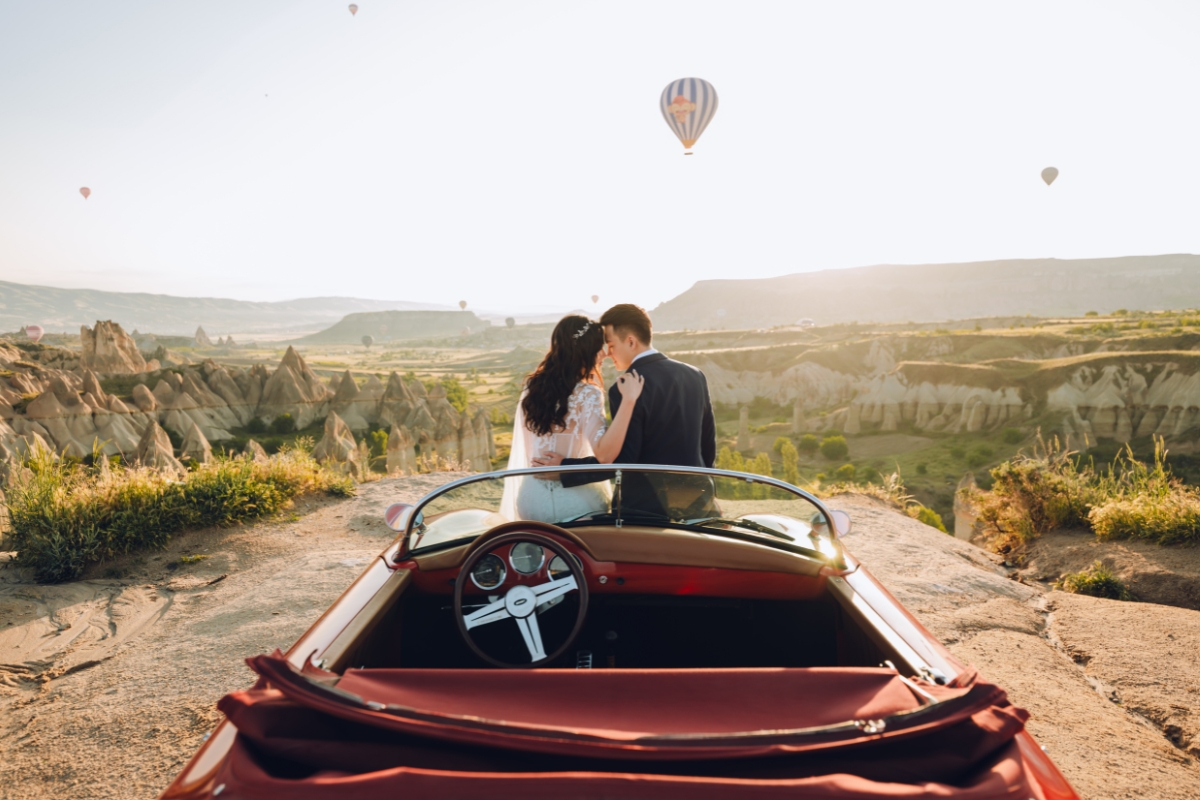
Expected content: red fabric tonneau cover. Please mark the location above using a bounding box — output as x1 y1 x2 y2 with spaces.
212 653 1038 798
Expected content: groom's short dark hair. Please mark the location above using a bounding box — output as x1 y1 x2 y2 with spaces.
601 304 652 345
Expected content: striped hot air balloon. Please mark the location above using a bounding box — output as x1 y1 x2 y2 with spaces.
660 78 718 154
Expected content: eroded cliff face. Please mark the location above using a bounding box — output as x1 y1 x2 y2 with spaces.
0 337 493 479
676 331 1200 443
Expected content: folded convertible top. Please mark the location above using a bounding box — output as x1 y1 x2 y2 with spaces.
206 652 1038 797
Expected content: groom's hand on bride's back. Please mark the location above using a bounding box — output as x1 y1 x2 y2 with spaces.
532 451 564 479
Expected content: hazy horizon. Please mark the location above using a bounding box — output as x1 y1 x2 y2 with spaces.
4 1 1200 311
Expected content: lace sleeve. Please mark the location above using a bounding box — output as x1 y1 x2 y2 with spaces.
566 383 607 447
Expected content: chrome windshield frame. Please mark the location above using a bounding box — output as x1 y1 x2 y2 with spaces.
404 463 844 562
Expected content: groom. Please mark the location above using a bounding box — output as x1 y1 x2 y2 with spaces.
533 304 716 513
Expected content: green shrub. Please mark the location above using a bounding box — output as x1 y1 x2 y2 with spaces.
1084 310 1099 317
820 436 849 461
772 436 790 454
949 446 966 460
779 440 800 486
271 413 297 434
1 447 354 583
369 429 389 459
859 466 882 485
1089 493 1200 545
1055 562 1133 600
441 377 470 413
797 434 819 455
974 445 994 458
907 505 947 533
246 417 267 434
1001 428 1023 444
966 452 987 468
833 464 856 482
915 462 928 475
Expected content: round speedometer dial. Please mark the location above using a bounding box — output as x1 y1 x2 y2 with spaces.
470 554 506 590
509 542 545 574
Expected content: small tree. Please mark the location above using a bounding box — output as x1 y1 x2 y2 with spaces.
780 440 800 485
797 434 819 455
820 435 849 461
773 436 790 454
270 413 296 435
833 463 856 482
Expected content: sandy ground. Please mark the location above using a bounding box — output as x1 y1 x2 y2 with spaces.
0 481 1197 799
1021 527 1200 611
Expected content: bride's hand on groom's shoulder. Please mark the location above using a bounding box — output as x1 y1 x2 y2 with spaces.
616 370 645 402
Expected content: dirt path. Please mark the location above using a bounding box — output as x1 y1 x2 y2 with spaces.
0 482 1196 799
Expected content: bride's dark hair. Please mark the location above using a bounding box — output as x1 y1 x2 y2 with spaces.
521 315 605 436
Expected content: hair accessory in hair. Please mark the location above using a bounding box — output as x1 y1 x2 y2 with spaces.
573 322 592 339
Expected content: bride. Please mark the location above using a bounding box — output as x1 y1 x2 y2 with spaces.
499 314 644 523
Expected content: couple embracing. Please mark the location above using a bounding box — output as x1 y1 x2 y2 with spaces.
500 304 716 523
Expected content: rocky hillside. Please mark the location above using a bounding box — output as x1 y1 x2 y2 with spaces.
651 254 1200 330
293 310 489 345
0 322 495 482
668 324 1200 447
0 280 447 337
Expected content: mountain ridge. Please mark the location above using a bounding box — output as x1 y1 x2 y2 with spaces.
650 254 1200 331
0 280 449 336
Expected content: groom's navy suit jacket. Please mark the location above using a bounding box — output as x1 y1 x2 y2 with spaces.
560 352 716 498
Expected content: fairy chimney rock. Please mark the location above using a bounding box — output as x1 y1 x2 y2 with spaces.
180 422 213 464
243 438 270 464
195 326 214 347
311 412 358 465
134 420 186 478
80 321 148 374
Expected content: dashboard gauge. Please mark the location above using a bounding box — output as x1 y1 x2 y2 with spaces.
547 553 580 579
509 542 545 575
470 554 506 590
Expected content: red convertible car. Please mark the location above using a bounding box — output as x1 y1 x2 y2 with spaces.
159 465 1079 799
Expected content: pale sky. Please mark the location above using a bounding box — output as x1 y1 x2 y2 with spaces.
2 1 1199 313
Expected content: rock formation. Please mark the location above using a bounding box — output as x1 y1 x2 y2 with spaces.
386 424 416 474
80 321 147 374
243 439 269 464
257 347 332 429
195 326 214 347
0 332 495 480
180 422 212 464
134 421 185 479
311 412 358 468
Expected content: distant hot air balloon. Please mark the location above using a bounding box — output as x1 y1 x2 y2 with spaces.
458 300 467 310
1042 167 1059 186
660 78 718 154
25 325 44 343
505 317 516 328
362 334 374 348
348 4 358 15
79 187 91 200
591 295 599 304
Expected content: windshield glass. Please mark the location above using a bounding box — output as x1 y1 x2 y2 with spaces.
408 466 840 562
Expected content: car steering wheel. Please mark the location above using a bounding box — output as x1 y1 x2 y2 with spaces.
454 532 589 668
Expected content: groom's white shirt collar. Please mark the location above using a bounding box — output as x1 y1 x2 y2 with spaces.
630 348 659 365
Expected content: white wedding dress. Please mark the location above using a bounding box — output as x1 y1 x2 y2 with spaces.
499 382 613 523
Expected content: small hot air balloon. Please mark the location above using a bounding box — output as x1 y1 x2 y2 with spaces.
348 4 358 15
79 187 91 200
1042 167 1059 186
362 334 374 349
660 78 719 154
25 325 44 343
458 300 467 310
591 295 599 304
